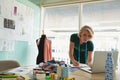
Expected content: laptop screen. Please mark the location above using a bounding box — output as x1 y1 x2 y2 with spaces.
92 51 118 73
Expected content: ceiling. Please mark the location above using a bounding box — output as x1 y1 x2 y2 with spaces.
29 0 41 6
28 0 102 6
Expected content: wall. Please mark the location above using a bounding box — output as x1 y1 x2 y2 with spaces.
0 0 41 66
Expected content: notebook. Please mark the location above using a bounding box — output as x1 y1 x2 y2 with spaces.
79 51 118 73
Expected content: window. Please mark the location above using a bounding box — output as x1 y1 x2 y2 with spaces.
42 0 120 65
82 1 120 66
82 1 120 51
43 4 79 64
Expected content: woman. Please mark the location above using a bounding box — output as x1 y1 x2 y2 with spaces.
69 25 94 67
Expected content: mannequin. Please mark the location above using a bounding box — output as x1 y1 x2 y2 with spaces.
36 34 46 64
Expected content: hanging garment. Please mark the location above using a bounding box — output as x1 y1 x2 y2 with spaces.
44 38 52 62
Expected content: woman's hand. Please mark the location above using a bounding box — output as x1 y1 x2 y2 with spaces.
72 60 79 66
88 62 92 68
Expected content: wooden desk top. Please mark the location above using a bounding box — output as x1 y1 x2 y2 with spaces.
69 68 120 80
3 65 119 80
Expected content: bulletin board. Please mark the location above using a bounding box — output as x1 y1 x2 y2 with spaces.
0 0 34 51
0 0 34 41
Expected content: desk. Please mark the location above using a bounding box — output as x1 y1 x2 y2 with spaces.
29 67 120 80
69 68 120 80
4 66 120 80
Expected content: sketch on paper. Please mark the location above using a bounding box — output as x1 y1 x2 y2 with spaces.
14 6 17 16
0 39 14 51
4 18 15 29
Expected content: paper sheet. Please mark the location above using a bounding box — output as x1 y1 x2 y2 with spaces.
7 67 33 75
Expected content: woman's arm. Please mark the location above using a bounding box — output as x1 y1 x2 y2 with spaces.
88 51 93 67
69 41 79 66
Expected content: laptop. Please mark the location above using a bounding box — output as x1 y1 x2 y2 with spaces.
79 51 118 73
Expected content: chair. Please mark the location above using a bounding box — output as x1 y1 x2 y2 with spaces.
0 60 20 72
